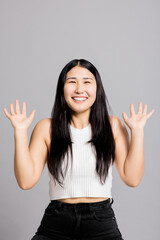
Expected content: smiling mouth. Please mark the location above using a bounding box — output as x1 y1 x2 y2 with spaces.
72 97 88 103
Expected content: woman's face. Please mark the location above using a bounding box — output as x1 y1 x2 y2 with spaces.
64 66 97 115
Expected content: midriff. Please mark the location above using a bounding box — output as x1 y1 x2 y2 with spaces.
57 197 109 203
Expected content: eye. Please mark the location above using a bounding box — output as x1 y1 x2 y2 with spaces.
68 81 91 84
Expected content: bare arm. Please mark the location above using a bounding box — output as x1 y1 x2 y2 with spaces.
111 102 154 187
14 129 34 189
4 100 49 190
124 128 144 186
14 120 48 189
112 117 144 187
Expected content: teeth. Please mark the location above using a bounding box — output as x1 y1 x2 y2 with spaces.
73 98 87 101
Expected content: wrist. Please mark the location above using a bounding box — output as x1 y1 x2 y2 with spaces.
131 127 144 136
14 128 28 136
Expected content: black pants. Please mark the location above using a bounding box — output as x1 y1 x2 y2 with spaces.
31 198 124 240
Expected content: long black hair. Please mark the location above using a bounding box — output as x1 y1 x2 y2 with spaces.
47 59 115 188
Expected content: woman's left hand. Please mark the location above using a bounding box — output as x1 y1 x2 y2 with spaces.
122 102 155 131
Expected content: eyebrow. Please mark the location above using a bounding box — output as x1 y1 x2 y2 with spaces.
66 77 93 80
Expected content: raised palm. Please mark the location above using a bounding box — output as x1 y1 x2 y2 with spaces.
4 99 36 130
122 102 155 130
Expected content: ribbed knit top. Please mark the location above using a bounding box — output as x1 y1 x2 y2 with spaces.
48 123 113 200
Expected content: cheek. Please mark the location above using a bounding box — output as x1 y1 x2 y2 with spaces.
63 86 72 98
88 86 97 97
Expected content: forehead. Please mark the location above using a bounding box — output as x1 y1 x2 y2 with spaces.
66 66 95 79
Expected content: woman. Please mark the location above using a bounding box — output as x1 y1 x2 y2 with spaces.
4 59 154 240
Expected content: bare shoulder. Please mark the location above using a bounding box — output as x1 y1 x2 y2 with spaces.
109 115 126 140
109 115 124 127
36 118 52 150
38 117 51 127
36 118 51 133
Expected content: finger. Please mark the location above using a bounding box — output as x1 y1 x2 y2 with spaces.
138 102 143 114
3 108 11 119
28 110 36 122
22 102 26 115
130 104 135 116
142 104 147 115
10 103 15 115
122 112 129 122
15 99 20 114
146 109 155 119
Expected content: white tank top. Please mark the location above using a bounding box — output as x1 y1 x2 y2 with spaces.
48 123 113 200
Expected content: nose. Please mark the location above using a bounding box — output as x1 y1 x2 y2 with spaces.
75 83 84 93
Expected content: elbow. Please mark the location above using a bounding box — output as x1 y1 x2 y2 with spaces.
129 182 140 188
123 173 143 188
20 185 33 190
125 180 141 188
124 178 141 187
17 181 35 190
15 176 37 190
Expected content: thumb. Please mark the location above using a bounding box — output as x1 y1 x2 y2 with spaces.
122 112 128 123
28 110 36 123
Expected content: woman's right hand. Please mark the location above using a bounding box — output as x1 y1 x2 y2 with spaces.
3 99 36 131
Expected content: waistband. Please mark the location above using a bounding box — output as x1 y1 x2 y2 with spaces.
50 198 114 211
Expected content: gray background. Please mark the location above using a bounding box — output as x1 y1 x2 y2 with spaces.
0 0 160 239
